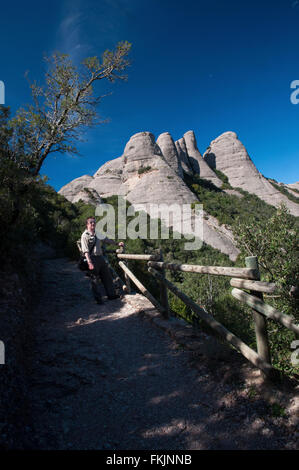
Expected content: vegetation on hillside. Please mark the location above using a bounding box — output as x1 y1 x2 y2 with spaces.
184 172 277 226
0 42 298 378
267 179 299 204
99 195 298 377
0 157 297 377
232 205 299 374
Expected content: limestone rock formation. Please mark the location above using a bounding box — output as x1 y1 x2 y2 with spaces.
72 188 102 204
175 137 193 175
286 182 299 192
204 132 299 217
183 131 223 187
280 182 299 199
58 127 298 261
58 131 239 260
119 132 238 259
121 132 192 205
58 175 97 204
89 156 125 198
121 132 165 184
156 132 183 177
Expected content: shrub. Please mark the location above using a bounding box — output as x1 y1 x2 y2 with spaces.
138 166 151 175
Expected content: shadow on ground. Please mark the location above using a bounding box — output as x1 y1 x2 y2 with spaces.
19 257 298 450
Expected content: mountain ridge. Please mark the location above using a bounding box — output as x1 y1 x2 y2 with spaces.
58 129 299 260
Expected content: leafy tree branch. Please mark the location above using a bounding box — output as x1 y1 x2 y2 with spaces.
7 41 131 176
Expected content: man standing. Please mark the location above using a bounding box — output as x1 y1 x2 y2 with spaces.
81 216 124 304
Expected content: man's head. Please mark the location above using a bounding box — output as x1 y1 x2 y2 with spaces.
86 217 96 233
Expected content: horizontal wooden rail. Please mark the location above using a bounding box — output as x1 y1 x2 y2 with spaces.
117 254 160 261
148 267 274 376
230 278 277 294
231 288 299 335
148 261 258 280
119 261 165 314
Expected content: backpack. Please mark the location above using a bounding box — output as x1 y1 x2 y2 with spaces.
76 236 97 271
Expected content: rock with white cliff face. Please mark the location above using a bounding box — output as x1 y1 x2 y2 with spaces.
72 187 102 204
183 131 223 187
279 182 299 199
286 182 299 192
89 156 125 198
175 137 194 175
156 132 183 177
119 131 239 260
61 127 299 261
93 157 123 178
58 174 95 203
57 131 240 259
203 132 299 217
121 132 194 205
201 212 239 260
121 132 164 182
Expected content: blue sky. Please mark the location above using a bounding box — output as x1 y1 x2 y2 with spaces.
1 0 299 190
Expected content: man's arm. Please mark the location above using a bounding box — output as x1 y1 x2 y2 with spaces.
85 251 92 264
81 233 94 270
103 238 124 247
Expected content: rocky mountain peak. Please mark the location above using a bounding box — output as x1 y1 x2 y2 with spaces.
123 131 163 161
59 174 95 203
183 130 223 187
175 137 193 175
156 132 183 177
58 127 298 259
88 156 125 198
203 132 299 216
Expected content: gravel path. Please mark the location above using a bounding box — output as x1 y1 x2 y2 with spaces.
23 256 298 450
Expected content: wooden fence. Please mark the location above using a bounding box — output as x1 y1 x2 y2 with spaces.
115 247 298 380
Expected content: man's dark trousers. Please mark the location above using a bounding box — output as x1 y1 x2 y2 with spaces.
90 254 116 302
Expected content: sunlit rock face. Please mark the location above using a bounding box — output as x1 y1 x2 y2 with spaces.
58 175 97 203
175 137 193 175
281 182 299 199
120 131 197 205
203 131 299 216
156 132 183 177
286 182 299 192
58 130 240 260
89 157 125 198
59 126 299 259
119 131 239 259
183 130 222 187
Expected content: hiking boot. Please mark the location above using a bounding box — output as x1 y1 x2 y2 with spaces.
107 294 120 300
93 294 103 304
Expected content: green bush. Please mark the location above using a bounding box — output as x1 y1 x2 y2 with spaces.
184 172 277 226
138 166 151 175
268 179 299 204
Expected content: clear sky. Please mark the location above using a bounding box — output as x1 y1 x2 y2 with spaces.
1 0 299 190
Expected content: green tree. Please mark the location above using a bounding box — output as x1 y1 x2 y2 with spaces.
232 204 298 317
8 41 131 175
0 42 131 227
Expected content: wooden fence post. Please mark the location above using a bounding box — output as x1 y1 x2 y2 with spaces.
120 245 131 294
119 262 165 314
158 248 170 319
149 266 274 377
245 256 272 378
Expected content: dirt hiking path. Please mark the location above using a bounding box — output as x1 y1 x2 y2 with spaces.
23 256 298 450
